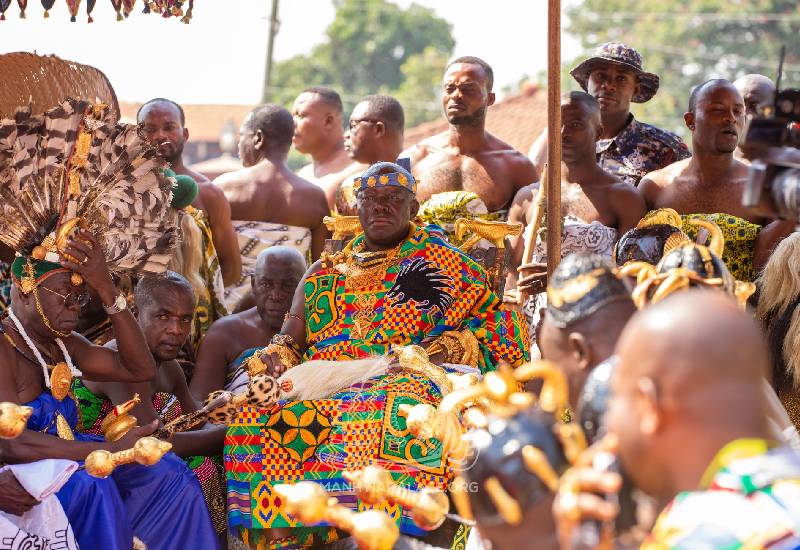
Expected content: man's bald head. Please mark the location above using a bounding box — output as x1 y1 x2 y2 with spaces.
609 291 769 501
733 74 776 117
251 246 306 329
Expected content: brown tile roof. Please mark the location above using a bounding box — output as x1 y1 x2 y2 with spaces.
403 84 547 153
118 101 254 142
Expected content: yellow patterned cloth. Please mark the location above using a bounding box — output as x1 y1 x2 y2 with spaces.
186 206 228 352
679 213 761 282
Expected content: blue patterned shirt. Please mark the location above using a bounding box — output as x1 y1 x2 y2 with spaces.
597 115 690 186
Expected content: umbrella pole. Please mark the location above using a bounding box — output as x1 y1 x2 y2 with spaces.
546 0 562 277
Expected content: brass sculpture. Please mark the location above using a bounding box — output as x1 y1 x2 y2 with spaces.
0 402 32 439
274 482 399 550
323 215 363 241
344 465 450 531
454 218 522 252
85 437 172 478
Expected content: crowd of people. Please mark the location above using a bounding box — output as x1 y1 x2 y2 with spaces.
0 39 799 550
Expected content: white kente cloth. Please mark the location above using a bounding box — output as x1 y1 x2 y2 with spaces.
0 459 79 550
524 216 618 344
225 221 311 309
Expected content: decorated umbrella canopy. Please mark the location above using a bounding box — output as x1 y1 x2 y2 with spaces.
0 52 119 120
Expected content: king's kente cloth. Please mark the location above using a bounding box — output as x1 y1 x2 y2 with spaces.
26 391 220 550
225 225 529 543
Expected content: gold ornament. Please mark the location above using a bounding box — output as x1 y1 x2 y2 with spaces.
101 394 141 442
323 215 363 241
31 246 47 260
274 482 399 550
0 402 32 439
56 413 75 440
344 466 450 531
453 218 522 251
49 362 73 401
85 437 172 478
392 345 453 395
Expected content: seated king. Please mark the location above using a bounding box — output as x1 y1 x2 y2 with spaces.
225 161 530 546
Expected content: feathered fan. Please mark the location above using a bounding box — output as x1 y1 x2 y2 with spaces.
0 98 178 275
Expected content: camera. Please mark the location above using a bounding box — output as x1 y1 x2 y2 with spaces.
741 50 800 220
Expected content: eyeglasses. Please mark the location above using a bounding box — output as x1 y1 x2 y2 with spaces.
40 286 90 309
348 118 382 131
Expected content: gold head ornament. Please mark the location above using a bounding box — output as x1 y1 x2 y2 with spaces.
100 393 140 442
85 436 172 478
688 218 724 258
453 218 522 251
344 465 450 531
274 482 399 550
0 402 32 439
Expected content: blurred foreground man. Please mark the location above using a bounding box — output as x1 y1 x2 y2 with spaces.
555 291 800 548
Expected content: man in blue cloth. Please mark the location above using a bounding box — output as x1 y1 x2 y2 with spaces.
0 236 220 550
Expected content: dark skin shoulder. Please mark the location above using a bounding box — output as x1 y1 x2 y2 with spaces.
190 309 275 400
217 166 331 259
407 132 539 211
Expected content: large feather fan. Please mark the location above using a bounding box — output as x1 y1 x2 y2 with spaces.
0 97 178 274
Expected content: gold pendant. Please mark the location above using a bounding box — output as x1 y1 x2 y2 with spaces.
55 412 75 440
50 362 73 401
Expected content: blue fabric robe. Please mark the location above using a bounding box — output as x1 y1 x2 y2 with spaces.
25 391 221 550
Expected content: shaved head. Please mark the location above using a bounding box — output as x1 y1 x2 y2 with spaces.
608 291 770 502
733 74 776 117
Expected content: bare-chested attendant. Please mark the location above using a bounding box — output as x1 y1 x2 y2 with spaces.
214 105 328 309
190 247 305 399
292 87 354 209
639 79 795 281
334 95 406 215
733 73 776 162
138 98 240 287
507 92 645 299
407 56 538 218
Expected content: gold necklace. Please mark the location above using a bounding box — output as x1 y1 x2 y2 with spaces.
338 224 414 291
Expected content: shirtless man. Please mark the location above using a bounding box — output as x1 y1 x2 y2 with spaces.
190 247 305 400
639 79 794 277
216 104 329 256
733 74 776 161
292 87 354 209
138 98 240 286
407 56 538 213
335 95 406 214
507 92 646 296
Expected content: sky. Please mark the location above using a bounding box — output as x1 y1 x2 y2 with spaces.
0 0 582 105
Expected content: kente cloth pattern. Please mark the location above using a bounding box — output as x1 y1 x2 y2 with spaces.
25 390 220 550
524 216 618 343
642 439 800 549
70 378 227 534
680 213 760 282
597 115 690 186
417 190 507 246
225 220 311 309
186 206 229 352
226 225 529 541
0 260 9 314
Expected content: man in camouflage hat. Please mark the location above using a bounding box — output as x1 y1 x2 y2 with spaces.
531 43 690 186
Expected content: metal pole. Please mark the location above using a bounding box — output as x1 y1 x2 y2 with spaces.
262 0 280 103
546 0 562 277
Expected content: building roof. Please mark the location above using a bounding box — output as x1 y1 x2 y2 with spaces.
403 84 546 153
119 101 253 142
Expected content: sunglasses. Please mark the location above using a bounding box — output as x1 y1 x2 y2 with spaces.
40 286 90 309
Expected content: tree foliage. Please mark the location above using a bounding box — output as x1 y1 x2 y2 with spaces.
268 0 454 127
565 0 800 136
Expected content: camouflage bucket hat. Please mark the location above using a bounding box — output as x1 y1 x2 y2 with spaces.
570 42 660 103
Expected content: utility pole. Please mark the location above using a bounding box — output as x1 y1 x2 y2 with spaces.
262 0 280 103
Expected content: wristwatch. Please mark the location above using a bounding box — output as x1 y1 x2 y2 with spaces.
103 292 128 315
